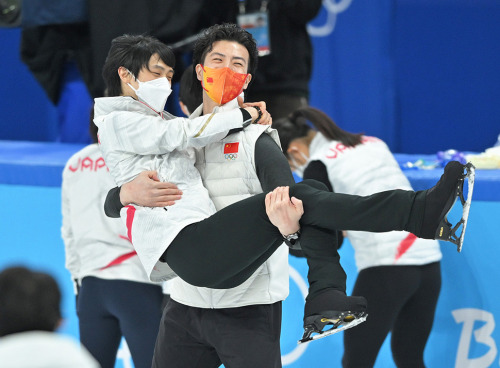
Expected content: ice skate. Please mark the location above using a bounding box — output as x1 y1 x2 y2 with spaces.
435 162 475 252
298 289 367 345
418 161 475 252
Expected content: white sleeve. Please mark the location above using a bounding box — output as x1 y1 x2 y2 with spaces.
61 167 81 286
98 109 246 155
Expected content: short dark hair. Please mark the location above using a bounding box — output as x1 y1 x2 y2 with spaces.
193 23 258 75
0 266 62 336
178 64 203 114
102 34 176 97
192 23 258 93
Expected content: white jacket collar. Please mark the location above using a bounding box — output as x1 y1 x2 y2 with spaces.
94 96 168 118
189 92 243 119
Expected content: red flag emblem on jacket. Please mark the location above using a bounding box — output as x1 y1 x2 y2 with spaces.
224 142 239 154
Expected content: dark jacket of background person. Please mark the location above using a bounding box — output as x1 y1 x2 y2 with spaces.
202 0 322 101
19 0 205 102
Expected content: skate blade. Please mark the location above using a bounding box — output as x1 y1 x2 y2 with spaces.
298 312 367 345
457 163 475 252
436 163 475 252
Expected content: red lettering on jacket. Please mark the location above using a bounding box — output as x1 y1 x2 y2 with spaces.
68 158 80 172
326 147 338 159
326 143 352 159
81 157 93 171
336 143 348 153
95 157 106 171
68 156 108 172
325 136 381 160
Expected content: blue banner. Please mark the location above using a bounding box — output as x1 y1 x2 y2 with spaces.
308 0 500 154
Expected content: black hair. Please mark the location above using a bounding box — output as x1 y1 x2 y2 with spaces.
102 34 176 97
0 266 61 336
273 107 364 157
191 23 258 94
178 64 203 114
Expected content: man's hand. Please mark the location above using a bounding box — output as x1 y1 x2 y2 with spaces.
238 97 272 125
120 171 182 207
265 186 303 236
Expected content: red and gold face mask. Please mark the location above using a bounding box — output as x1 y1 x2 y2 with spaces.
200 65 248 105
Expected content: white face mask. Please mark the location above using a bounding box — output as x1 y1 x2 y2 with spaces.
290 151 310 178
127 72 172 112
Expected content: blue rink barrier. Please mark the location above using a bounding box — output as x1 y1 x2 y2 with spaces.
1 141 500 368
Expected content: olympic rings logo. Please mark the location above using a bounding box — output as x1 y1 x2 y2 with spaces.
307 0 354 37
225 153 238 161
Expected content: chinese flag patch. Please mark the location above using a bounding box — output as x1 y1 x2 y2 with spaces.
207 77 213 83
224 142 239 154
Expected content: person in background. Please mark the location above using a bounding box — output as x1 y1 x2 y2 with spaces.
273 107 443 368
201 0 322 119
61 114 167 368
177 64 203 116
0 265 99 368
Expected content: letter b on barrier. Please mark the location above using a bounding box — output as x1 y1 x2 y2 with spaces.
452 308 497 368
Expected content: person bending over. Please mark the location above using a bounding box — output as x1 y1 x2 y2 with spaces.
273 106 443 367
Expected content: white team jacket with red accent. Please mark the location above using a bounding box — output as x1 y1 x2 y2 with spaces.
94 96 249 281
61 143 156 290
169 102 289 308
309 133 442 271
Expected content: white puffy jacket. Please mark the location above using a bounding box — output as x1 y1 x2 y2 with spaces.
170 103 289 308
309 133 442 271
94 96 248 281
61 143 156 291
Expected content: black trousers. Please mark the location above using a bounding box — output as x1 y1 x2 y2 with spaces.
342 262 442 368
165 179 420 295
152 299 282 368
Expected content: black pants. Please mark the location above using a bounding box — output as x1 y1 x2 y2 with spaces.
342 262 442 368
166 179 420 295
152 299 282 368
77 276 164 368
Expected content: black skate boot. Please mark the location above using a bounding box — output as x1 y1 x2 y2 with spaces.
415 161 475 252
299 289 367 344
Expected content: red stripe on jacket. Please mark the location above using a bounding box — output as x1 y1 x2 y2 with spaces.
100 251 137 270
394 233 417 261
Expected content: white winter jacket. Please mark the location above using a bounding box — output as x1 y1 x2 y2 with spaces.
94 96 249 281
309 133 442 271
0 332 99 368
170 102 289 308
61 143 156 290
